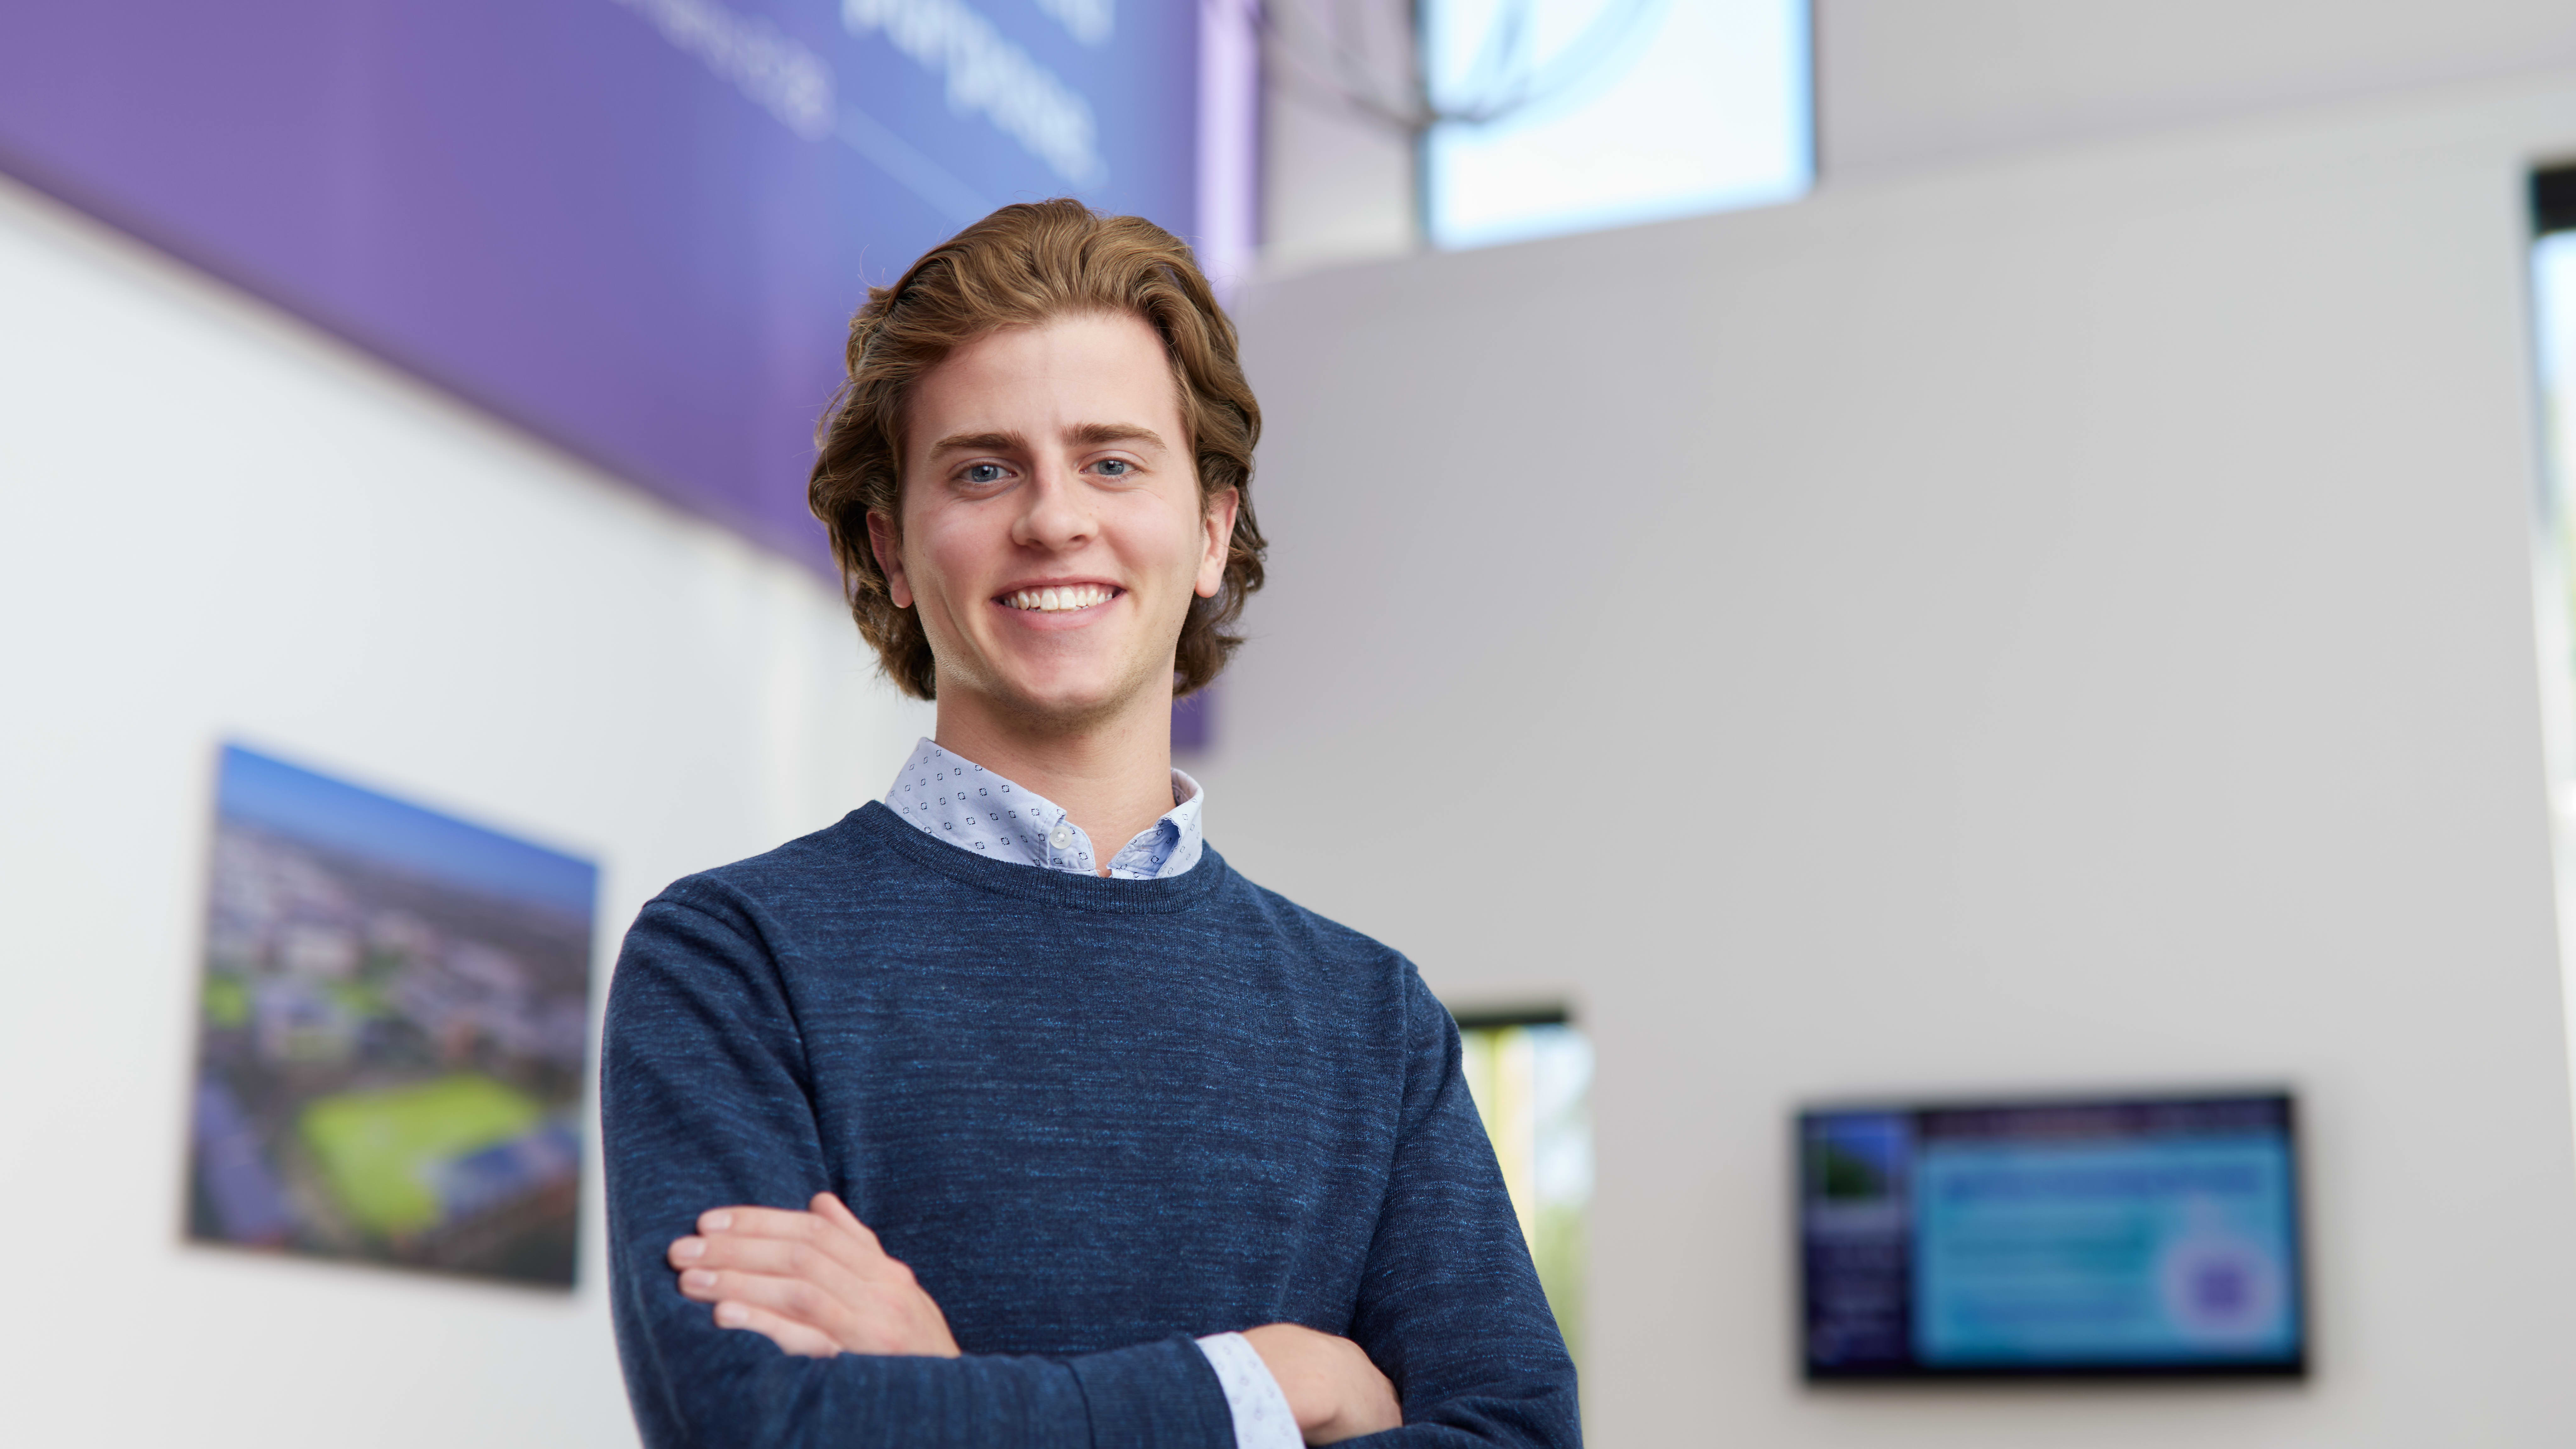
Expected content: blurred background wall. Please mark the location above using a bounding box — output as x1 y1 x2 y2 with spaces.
1221 75 2576 1447
8 2 2576 1446
1228 3 2576 1444
0 173 929 1442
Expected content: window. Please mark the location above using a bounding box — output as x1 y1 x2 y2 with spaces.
1455 1007 1593 1368
2528 167 2576 1115
1422 0 1812 250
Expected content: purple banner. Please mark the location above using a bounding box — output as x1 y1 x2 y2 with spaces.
0 1 1202 566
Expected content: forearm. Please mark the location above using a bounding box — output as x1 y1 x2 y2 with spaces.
608 1172 1241 1447
603 896 1236 1447
1317 1392 1578 1449
1219 1317 1571 1449
614 1255 1233 1449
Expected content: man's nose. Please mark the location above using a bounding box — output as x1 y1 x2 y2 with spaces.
1011 461 1094 550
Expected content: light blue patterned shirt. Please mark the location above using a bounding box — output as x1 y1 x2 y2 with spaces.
881 738 1297 1449
883 737 1204 880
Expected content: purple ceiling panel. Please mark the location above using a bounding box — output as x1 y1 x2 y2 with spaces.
0 0 1202 567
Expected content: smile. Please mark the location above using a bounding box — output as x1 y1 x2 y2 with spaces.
1000 584 1121 613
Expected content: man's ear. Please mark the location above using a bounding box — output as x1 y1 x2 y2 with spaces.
1195 488 1240 599
866 510 914 609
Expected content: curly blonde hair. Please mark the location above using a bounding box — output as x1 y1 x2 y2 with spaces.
807 199 1265 700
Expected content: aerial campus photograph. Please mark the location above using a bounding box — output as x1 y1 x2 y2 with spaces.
186 744 598 1287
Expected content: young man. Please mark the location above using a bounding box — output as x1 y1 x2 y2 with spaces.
601 200 1578 1448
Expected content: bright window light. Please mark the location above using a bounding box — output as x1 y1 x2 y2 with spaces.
2525 181 2576 1123
1423 0 1812 250
1457 1014 1592 1368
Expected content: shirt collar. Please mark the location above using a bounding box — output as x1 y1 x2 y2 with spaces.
881 737 1203 881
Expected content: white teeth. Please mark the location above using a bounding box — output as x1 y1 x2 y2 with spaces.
1005 585 1113 612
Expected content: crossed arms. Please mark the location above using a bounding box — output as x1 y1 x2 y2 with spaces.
601 888 1580 1449
665 1191 1400 1443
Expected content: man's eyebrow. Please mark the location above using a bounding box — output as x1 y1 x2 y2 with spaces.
1068 422 1167 450
925 430 1027 456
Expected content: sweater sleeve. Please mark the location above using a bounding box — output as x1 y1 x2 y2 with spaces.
600 888 1238 1449
1337 965 1584 1448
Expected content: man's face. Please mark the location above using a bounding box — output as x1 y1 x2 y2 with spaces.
871 310 1237 730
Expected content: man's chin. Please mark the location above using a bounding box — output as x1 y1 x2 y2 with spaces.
961 672 1160 738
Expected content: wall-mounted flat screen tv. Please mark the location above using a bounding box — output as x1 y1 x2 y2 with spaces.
1799 1091 2305 1379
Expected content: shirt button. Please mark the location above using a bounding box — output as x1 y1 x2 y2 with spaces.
1050 824 1074 849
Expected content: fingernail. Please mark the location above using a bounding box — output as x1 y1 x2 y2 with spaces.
715 1302 748 1327
702 1211 733 1232
671 1237 704 1262
683 1269 718 1290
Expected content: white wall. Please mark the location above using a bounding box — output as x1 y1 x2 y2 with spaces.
0 174 924 1444
1209 65 2576 1448
1818 0 2576 181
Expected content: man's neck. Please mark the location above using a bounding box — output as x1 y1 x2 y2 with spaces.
932 686 1175 878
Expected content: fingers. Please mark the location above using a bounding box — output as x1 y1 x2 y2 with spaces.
670 1232 870 1294
805 1194 898 1269
1337 1343 1402 1441
669 1199 954 1357
680 1263 944 1356
697 1204 875 1253
813 1192 869 1238
810 1194 899 1268
688 1202 890 1282
1316 1336 1400 1443
679 1263 854 1339
708 1297 843 1358
1240 1324 1403 1444
670 1226 920 1300
678 1262 819 1314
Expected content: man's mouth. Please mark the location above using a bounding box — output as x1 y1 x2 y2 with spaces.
1000 584 1120 612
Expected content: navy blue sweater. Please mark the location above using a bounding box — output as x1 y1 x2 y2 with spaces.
602 802 1579 1448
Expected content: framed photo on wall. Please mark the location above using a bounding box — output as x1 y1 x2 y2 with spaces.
186 744 597 1287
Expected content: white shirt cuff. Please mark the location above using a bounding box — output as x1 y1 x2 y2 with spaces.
1195 1331 1303 1449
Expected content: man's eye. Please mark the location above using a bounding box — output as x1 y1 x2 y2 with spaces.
963 463 1005 484
1094 459 1132 477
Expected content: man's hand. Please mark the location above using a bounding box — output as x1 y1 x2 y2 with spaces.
1241 1323 1402 1445
668 1192 962 1359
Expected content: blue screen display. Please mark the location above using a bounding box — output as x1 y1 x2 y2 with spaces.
1801 1094 2305 1378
